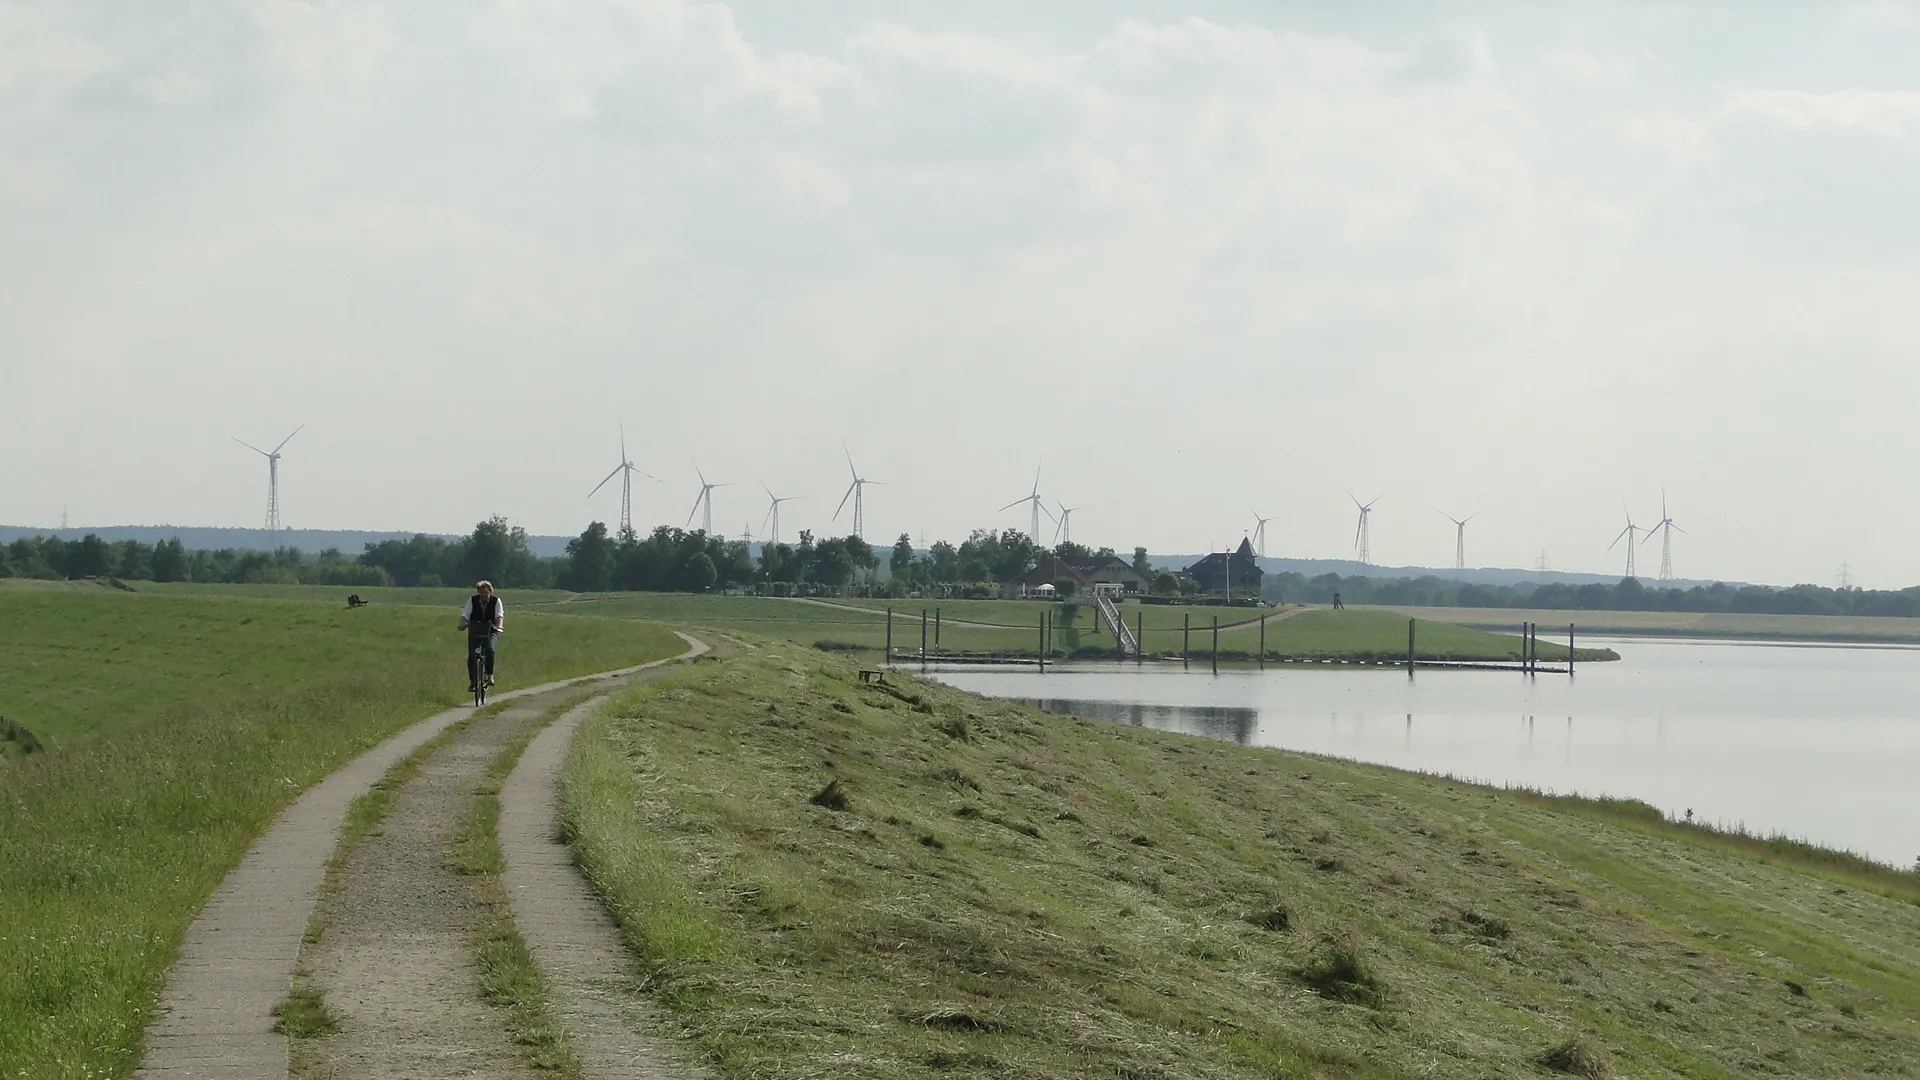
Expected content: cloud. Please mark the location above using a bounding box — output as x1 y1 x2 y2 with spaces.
1718 85 1920 141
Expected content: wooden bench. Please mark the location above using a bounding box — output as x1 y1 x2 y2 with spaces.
858 669 886 685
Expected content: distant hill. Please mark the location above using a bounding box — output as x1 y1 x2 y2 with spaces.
0 525 577 560
1152 553 1737 590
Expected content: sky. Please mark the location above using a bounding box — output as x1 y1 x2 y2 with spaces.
6 1 1920 587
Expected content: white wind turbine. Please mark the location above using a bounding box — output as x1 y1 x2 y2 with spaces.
686 461 729 535
1640 489 1684 581
1251 513 1275 559
1437 509 1478 572
234 425 304 534
1000 464 1054 543
1349 492 1383 566
834 446 881 538
1609 504 1643 579
762 483 800 546
587 425 659 537
1052 502 1081 546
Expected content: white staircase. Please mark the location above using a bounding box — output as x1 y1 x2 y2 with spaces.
1095 593 1138 658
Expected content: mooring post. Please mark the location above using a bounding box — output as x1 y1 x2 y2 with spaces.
1183 613 1191 668
886 606 893 665
1407 618 1416 675
1211 615 1219 674
1038 611 1047 672
1260 614 1268 669
935 608 942 651
920 609 928 667
1568 623 1575 677
1136 611 1144 665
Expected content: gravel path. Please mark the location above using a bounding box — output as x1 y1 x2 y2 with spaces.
499 632 711 1078
135 644 705 1080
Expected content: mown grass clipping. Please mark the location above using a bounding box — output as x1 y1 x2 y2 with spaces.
561 641 1920 1079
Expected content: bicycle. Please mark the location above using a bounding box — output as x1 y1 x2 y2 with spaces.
469 636 493 708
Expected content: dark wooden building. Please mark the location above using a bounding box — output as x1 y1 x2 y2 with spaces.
1184 538 1262 598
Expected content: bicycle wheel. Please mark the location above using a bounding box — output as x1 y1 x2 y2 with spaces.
473 644 487 708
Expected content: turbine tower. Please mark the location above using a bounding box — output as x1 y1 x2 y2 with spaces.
1640 490 1684 581
1053 503 1080 546
1437 510 1478 572
1349 493 1383 566
1251 513 1275 559
761 484 799 546
686 461 729 535
234 425 304 534
834 446 881 538
1609 506 1643 579
1000 464 1054 542
587 425 659 537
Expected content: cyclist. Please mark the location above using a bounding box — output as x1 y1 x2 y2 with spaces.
458 580 506 692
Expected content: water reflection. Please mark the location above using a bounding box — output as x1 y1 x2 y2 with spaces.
1023 698 1258 744
930 638 1920 864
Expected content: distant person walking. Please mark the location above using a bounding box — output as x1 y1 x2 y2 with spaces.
458 580 505 692
1332 591 1344 610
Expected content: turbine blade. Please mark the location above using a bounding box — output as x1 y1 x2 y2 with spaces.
588 463 624 498
834 481 856 519
687 491 705 526
635 467 663 483
1039 502 1057 522
1609 525 1630 550
1670 522 1687 535
1354 513 1364 549
844 443 858 480
233 437 270 457
999 497 1027 512
271 425 305 455
619 423 627 462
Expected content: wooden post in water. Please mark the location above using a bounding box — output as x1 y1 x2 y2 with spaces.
1568 623 1575 676
920 609 928 667
1183 613 1191 668
1136 610 1144 665
1211 616 1219 674
1038 611 1047 672
886 606 893 665
1407 618 1416 675
935 608 942 651
1259 615 1267 669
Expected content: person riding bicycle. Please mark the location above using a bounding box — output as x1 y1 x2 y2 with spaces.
458 580 505 692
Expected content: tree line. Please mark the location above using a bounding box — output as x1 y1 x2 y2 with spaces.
1263 571 1920 618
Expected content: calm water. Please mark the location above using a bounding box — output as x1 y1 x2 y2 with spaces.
928 638 1920 866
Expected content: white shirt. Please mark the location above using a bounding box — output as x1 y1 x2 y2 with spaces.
461 595 505 629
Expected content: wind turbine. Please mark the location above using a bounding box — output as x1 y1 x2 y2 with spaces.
1251 513 1275 559
1349 493 1383 566
834 446 881 538
1053 503 1081 546
1437 510 1478 572
1609 504 1643 579
587 425 659 537
686 461 729 535
1640 489 1684 581
761 483 800 546
1000 464 1054 542
234 425 304 534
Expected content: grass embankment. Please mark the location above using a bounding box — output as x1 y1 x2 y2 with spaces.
524 593 1615 663
1373 604 1920 645
562 642 1919 1079
0 589 683 1078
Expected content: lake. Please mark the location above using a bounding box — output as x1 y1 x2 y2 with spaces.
927 637 1920 867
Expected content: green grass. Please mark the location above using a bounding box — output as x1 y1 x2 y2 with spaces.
520 593 1611 663
0 589 683 1079
134 580 575 608
561 641 1920 1079
1374 604 1920 644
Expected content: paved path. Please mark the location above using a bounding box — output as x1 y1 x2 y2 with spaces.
499 632 711 1079
135 641 707 1079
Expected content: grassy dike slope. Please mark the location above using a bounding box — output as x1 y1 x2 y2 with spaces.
0 588 683 1078
564 643 1919 1079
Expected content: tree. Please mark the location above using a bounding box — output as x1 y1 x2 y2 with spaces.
1132 547 1152 576
684 552 717 592
562 522 617 592
1152 571 1178 595
152 537 188 582
891 534 915 578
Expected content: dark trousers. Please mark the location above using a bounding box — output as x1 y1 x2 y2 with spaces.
467 634 498 686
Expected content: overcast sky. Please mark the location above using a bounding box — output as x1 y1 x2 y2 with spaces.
7 2 1920 586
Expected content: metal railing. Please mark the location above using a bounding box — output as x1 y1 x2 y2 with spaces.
1095 592 1138 658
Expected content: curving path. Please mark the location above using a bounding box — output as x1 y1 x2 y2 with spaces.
134 640 707 1079
498 634 712 1078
